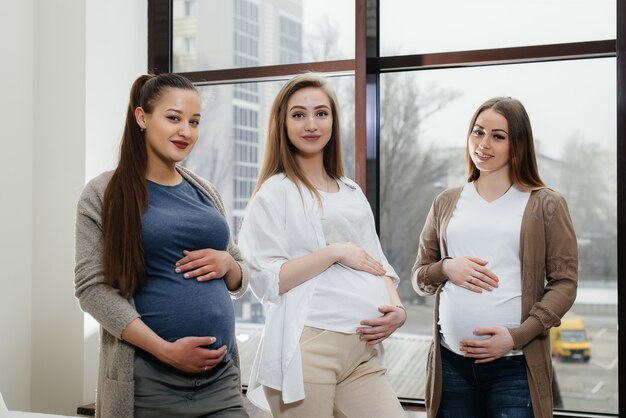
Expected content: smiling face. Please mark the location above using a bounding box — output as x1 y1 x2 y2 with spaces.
285 87 333 161
467 108 511 178
135 87 202 170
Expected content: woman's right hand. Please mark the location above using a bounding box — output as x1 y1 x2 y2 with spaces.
332 242 387 276
159 336 227 374
442 256 499 293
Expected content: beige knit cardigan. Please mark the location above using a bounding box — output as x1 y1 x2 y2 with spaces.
74 166 249 417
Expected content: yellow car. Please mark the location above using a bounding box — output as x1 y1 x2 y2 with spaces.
551 314 591 362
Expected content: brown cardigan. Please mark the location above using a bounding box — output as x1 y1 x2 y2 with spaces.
412 186 578 418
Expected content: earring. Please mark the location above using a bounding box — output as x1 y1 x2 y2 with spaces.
141 128 144 133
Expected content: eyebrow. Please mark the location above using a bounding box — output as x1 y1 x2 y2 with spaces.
474 123 508 135
166 108 202 117
288 104 331 112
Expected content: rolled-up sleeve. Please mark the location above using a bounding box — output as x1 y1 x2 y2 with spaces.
238 183 290 305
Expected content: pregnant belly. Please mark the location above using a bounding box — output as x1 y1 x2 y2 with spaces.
135 278 235 351
438 283 521 353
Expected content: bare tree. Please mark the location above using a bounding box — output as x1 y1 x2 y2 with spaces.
379 74 460 303
555 135 617 281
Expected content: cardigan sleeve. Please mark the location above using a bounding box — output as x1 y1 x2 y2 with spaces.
238 180 289 305
411 195 449 296
73 174 141 339
508 191 578 349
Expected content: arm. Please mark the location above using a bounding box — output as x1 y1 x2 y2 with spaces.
121 319 226 373
175 248 244 292
357 277 407 346
278 242 386 294
508 192 578 349
74 177 141 338
411 198 449 295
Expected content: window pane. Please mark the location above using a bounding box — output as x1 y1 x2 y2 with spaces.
182 75 355 385
173 0 354 72
381 0 615 56
379 58 617 414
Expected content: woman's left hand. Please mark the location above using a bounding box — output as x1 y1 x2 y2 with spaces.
175 249 235 282
357 305 407 346
460 326 515 363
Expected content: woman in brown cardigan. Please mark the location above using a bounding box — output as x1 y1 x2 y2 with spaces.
412 97 577 418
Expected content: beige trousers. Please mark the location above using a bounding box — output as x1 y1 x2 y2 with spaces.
264 327 406 418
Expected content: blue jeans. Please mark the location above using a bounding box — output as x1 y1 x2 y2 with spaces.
438 345 534 418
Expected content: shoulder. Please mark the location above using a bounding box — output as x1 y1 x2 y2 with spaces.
79 171 113 205
83 171 113 195
530 187 569 210
529 187 571 223
256 173 292 196
530 187 566 202
434 186 463 206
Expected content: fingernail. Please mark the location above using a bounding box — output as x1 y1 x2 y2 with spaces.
175 268 181 273
175 262 180 267
183 273 189 278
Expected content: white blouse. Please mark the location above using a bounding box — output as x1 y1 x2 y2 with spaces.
238 174 399 410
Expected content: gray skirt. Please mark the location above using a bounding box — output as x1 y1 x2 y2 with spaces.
134 354 248 418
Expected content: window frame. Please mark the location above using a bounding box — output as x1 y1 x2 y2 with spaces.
148 0 625 415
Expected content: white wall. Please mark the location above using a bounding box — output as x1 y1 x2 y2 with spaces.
83 0 148 405
0 0 34 411
0 0 146 414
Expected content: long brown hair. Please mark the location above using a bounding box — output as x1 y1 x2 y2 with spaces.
102 73 198 298
466 97 544 190
255 73 344 202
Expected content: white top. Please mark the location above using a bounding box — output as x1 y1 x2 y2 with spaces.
439 182 530 356
238 174 399 410
305 181 390 332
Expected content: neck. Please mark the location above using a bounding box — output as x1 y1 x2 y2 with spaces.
474 170 512 201
295 153 333 191
295 153 327 183
146 160 181 186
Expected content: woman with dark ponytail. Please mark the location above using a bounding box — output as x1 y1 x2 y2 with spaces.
74 73 249 417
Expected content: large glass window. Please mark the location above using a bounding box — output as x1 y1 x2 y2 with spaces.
380 58 617 413
153 1 622 416
173 0 355 72
380 0 616 56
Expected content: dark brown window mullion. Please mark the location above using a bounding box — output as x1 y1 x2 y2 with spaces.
355 0 382 226
148 0 173 74
374 39 615 73
177 60 354 86
617 1 625 416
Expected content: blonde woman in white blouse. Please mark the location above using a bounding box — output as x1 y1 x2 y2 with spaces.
238 73 407 418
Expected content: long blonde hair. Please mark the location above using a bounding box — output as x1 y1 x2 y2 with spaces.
255 73 344 201
466 97 544 190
